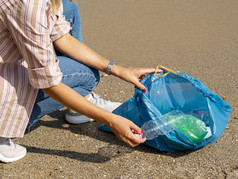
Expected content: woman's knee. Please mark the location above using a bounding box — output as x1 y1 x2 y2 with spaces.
57 56 100 92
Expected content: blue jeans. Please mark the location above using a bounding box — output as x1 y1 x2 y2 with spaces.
62 0 83 43
28 0 100 126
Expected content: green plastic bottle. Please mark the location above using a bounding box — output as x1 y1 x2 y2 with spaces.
167 112 208 143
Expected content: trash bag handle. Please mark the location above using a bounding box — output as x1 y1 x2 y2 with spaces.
154 65 227 101
155 65 178 78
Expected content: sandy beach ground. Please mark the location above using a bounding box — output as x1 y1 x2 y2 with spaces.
1 0 238 178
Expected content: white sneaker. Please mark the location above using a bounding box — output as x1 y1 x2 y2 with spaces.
65 92 122 124
0 137 27 163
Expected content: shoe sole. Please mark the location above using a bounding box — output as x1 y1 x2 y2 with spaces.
65 114 94 124
0 150 26 163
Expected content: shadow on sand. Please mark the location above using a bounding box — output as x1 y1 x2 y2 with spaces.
25 109 199 162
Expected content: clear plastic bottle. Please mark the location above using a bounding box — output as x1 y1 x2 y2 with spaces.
141 110 182 140
141 110 208 143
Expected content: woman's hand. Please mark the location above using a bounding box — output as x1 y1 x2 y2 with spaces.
111 66 162 91
109 114 146 147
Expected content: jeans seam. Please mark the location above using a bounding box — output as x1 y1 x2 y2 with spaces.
62 72 99 89
63 72 96 78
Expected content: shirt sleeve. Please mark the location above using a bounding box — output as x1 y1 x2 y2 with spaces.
50 3 71 42
4 1 67 89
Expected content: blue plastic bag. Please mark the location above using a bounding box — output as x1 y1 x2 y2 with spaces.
99 66 231 152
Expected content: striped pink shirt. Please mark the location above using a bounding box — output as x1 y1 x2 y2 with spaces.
0 0 71 137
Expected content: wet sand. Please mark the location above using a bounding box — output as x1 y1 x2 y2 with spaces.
1 0 238 178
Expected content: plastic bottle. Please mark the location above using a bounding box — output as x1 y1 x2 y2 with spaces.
141 110 209 143
141 110 180 140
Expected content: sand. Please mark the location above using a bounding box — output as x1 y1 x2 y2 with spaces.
1 0 238 178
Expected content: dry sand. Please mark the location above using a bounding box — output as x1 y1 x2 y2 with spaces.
1 0 238 178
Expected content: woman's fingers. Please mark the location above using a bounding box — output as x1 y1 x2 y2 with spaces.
130 121 143 134
123 137 137 147
115 131 140 147
118 67 163 91
133 80 146 91
110 116 147 147
122 133 146 147
140 68 156 74
128 123 146 146
132 68 163 91
128 133 147 147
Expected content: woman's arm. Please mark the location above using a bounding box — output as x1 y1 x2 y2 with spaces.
42 82 146 147
53 34 160 90
51 33 161 146
54 33 110 72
